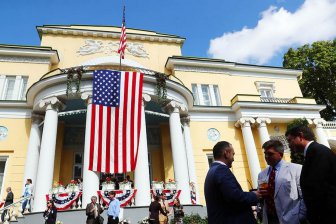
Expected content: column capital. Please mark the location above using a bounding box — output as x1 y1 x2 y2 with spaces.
31 113 44 124
81 92 93 105
180 115 190 127
256 117 271 127
39 97 65 111
235 117 255 128
311 118 327 128
162 100 187 114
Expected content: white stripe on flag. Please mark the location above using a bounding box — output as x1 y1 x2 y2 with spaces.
101 106 107 171
118 72 125 173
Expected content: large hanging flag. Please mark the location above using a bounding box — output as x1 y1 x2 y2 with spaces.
118 6 127 59
89 70 144 173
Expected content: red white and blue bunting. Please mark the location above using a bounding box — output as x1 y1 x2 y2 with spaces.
0 201 3 209
190 190 197 205
150 189 181 206
46 192 82 211
97 189 137 207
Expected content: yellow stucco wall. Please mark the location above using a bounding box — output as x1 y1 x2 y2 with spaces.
160 124 174 182
174 71 303 106
53 123 65 183
150 149 164 182
0 118 31 199
0 61 51 88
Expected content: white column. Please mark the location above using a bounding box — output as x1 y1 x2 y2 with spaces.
33 97 64 212
164 101 190 204
134 94 151 206
235 117 261 188
181 116 199 204
13 76 22 100
81 92 100 206
22 114 43 194
312 118 330 147
256 118 271 146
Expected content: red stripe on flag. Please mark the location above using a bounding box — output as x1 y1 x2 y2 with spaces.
130 72 136 169
114 107 120 173
134 73 144 169
122 72 129 173
105 106 111 173
97 105 103 171
89 104 96 171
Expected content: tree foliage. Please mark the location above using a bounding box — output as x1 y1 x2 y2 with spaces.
283 40 336 120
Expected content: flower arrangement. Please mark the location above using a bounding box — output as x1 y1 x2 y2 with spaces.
138 217 150 224
102 177 115 191
66 180 79 192
165 179 177 190
50 181 65 194
119 179 132 190
56 221 63 224
152 179 164 190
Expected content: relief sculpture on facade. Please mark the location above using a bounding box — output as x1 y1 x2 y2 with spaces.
77 39 149 58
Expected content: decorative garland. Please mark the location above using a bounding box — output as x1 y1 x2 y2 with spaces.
155 72 168 105
66 66 84 97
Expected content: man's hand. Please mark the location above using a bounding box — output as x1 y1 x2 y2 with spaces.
253 190 265 200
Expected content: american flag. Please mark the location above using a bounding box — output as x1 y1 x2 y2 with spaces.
89 70 144 173
118 6 127 59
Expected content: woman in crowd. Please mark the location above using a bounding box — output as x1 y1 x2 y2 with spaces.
159 194 169 224
172 198 184 224
43 200 57 224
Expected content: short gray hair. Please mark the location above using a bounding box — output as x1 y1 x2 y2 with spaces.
91 196 97 200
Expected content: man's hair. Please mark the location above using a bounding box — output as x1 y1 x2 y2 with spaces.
213 141 231 159
91 196 97 200
285 125 316 141
262 140 284 154
108 191 116 196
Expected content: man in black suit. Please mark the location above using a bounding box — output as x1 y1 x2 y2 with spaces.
2 187 14 221
204 141 262 224
286 125 336 224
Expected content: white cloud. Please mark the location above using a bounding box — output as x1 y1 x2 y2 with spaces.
208 0 336 65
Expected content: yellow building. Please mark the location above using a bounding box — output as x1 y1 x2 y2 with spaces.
0 25 335 212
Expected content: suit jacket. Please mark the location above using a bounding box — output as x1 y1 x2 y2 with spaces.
204 162 258 224
300 141 336 224
43 206 57 224
86 202 104 224
258 161 306 224
4 191 13 207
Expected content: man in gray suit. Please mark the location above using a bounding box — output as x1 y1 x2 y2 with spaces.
258 140 306 224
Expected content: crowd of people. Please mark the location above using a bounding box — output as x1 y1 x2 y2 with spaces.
204 124 336 224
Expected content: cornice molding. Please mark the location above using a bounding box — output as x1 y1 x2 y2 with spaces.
37 27 185 45
0 47 59 64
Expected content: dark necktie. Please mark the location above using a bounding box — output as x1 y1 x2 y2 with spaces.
265 167 277 216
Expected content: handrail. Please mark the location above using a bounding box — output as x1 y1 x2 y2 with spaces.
0 195 31 212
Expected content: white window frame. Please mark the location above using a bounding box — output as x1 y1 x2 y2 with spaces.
0 75 29 100
191 84 222 106
255 81 275 98
0 156 9 197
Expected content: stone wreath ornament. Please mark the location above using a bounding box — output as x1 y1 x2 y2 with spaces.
66 66 84 97
155 72 168 105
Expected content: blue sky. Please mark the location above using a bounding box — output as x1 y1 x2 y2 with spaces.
1 0 335 66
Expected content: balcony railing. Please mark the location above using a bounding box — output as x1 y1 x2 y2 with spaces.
260 97 293 104
323 121 336 129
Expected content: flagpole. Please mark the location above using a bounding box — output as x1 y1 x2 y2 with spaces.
118 4 126 71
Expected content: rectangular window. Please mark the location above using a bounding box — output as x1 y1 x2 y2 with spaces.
255 81 275 98
1 75 29 100
191 84 222 106
0 157 7 195
207 154 214 168
73 152 83 180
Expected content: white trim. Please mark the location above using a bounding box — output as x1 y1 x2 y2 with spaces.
232 101 325 111
81 56 146 68
0 47 59 64
37 27 185 45
0 156 9 198
189 112 236 122
0 108 32 118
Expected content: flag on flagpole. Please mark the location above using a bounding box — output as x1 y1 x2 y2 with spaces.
89 70 144 173
118 6 127 59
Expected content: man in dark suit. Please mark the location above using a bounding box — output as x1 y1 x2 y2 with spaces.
204 141 262 224
286 125 336 224
2 187 14 221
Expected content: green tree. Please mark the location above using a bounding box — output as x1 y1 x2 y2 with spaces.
283 40 336 120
